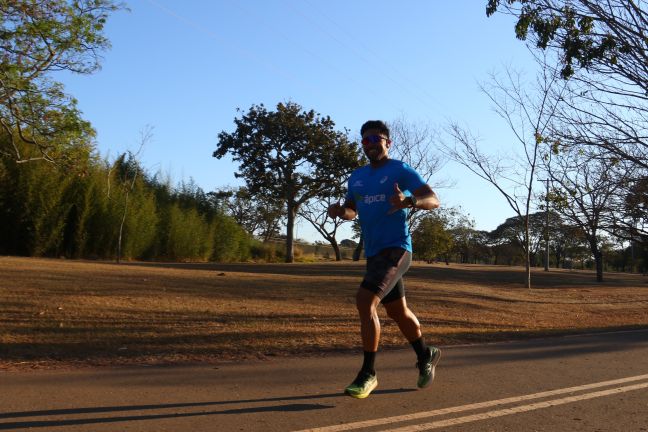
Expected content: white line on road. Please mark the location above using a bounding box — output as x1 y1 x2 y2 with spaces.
295 373 648 432
383 381 648 431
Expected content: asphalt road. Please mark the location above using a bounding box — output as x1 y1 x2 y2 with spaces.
2 329 648 432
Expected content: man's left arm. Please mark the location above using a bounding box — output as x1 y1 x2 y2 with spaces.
409 184 440 210
389 183 440 213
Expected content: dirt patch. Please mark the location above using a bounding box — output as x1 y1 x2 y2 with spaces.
1 256 647 370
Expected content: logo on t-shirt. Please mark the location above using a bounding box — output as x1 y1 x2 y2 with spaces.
364 194 386 205
352 180 364 187
379 176 389 184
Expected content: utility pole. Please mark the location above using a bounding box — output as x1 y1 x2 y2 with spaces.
539 178 550 271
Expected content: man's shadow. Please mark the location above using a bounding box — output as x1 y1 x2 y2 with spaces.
0 388 416 430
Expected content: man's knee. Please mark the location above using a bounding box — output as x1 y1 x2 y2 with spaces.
356 288 380 318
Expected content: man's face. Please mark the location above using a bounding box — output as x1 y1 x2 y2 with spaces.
361 129 391 162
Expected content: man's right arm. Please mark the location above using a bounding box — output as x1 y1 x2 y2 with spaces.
328 199 357 220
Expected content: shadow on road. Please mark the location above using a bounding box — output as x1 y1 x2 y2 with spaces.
0 387 415 430
445 329 648 367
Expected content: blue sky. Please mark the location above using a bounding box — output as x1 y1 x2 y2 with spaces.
60 0 541 242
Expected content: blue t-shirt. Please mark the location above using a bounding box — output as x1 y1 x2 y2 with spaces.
345 159 426 257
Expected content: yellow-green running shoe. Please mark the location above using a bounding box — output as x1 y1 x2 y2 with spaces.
416 346 441 388
344 370 378 399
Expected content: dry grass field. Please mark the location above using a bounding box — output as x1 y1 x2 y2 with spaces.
1 256 648 370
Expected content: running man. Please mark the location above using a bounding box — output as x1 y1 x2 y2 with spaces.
328 120 441 399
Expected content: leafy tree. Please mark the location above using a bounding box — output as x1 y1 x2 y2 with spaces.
120 186 158 260
551 221 589 268
412 212 453 263
60 159 105 258
214 102 361 262
74 159 118 259
444 208 477 264
467 230 495 264
216 186 284 241
210 211 252 262
340 239 357 249
486 0 647 83
165 204 213 261
0 148 73 255
0 0 123 163
0 138 260 262
490 213 546 266
607 176 648 249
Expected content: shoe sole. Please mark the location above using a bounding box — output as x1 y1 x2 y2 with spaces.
418 348 442 389
345 379 378 399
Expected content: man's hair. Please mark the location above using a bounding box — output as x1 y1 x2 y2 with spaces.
360 120 390 138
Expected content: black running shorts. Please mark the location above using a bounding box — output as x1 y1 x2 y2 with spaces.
360 247 412 304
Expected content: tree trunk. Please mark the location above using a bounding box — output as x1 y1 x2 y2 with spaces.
322 235 342 261
525 219 531 289
117 190 129 264
285 200 297 263
594 250 604 282
554 250 562 269
332 242 341 261
353 236 364 261
525 249 531 289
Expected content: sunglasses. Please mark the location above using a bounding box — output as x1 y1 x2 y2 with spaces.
362 135 389 145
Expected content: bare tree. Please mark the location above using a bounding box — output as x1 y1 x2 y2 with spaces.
444 63 565 288
548 66 648 171
299 195 350 261
488 0 648 169
487 1 648 273
115 127 152 263
544 143 635 281
388 118 449 231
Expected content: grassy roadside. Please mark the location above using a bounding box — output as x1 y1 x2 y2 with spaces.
1 256 647 370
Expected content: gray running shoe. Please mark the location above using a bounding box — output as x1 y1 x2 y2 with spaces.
416 347 441 388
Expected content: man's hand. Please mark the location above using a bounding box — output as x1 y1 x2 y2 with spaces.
387 183 410 214
328 201 346 219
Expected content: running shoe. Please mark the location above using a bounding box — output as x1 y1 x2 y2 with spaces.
344 370 378 399
416 346 441 388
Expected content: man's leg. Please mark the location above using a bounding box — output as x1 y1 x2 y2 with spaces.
356 287 382 353
344 287 381 399
383 295 421 342
384 295 442 389
345 248 410 398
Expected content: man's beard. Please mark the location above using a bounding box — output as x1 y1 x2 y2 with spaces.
364 148 384 162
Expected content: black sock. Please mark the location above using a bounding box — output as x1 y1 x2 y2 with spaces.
361 351 376 375
411 337 429 360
